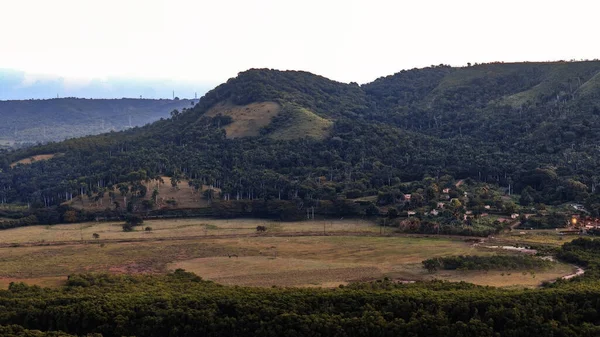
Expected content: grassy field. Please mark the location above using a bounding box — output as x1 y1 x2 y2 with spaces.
496 229 579 246
0 218 578 289
206 101 281 138
10 154 59 168
0 218 378 244
269 105 333 141
66 176 217 210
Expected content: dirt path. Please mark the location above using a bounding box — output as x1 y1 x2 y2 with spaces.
562 266 585 280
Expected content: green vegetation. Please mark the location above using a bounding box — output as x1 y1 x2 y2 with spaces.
2 61 600 233
264 103 333 140
0 248 596 337
422 254 554 272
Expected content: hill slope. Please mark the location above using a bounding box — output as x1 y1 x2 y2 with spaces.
2 61 600 217
0 98 194 144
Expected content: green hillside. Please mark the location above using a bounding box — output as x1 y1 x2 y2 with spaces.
2 61 600 221
0 98 194 144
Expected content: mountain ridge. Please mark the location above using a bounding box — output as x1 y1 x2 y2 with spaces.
0 98 195 144
2 60 600 218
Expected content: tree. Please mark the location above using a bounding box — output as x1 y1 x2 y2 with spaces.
64 210 78 223
366 203 380 216
92 233 100 240
123 214 143 232
170 174 181 190
386 208 399 218
125 214 144 226
520 186 535 206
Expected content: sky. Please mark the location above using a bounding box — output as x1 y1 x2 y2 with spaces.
1 0 599 99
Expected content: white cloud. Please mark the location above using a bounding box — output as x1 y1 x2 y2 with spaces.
1 0 599 87
17 72 58 88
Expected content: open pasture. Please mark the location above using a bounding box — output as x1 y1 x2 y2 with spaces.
0 218 378 245
0 218 577 289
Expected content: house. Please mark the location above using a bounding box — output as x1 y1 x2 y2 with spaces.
404 194 412 201
511 213 520 219
437 202 445 209
442 188 450 194
465 211 473 215
407 211 416 216
430 209 439 216
484 205 491 210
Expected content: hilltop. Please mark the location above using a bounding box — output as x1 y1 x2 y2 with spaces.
0 98 195 145
2 61 600 220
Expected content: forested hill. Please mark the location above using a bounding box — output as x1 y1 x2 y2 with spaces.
3 61 600 214
0 98 194 144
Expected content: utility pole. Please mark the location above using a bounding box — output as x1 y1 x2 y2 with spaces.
172 90 175 99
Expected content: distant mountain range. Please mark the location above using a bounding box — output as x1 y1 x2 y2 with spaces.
0 98 195 144
0 68 212 100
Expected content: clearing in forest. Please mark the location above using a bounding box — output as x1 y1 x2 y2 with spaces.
10 154 60 168
65 176 219 211
205 101 281 138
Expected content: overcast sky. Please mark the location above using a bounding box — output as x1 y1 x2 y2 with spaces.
1 0 598 99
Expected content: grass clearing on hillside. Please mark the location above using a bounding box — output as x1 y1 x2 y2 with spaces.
206 101 281 138
269 105 333 141
500 62 600 107
66 176 217 210
10 154 59 168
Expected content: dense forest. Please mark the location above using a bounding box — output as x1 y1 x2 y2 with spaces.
0 238 599 336
2 61 600 222
0 98 194 144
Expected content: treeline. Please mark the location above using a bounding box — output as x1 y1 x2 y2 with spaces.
556 238 600 279
386 216 507 237
422 255 553 272
2 268 600 336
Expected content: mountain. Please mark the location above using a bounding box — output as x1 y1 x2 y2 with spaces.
0 98 195 145
2 61 600 219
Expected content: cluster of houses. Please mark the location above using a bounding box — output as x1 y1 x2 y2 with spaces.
404 187 508 221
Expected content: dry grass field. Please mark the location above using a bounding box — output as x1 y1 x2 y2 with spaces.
496 229 579 246
206 101 281 138
0 218 378 244
10 154 59 168
0 219 578 289
66 176 218 210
